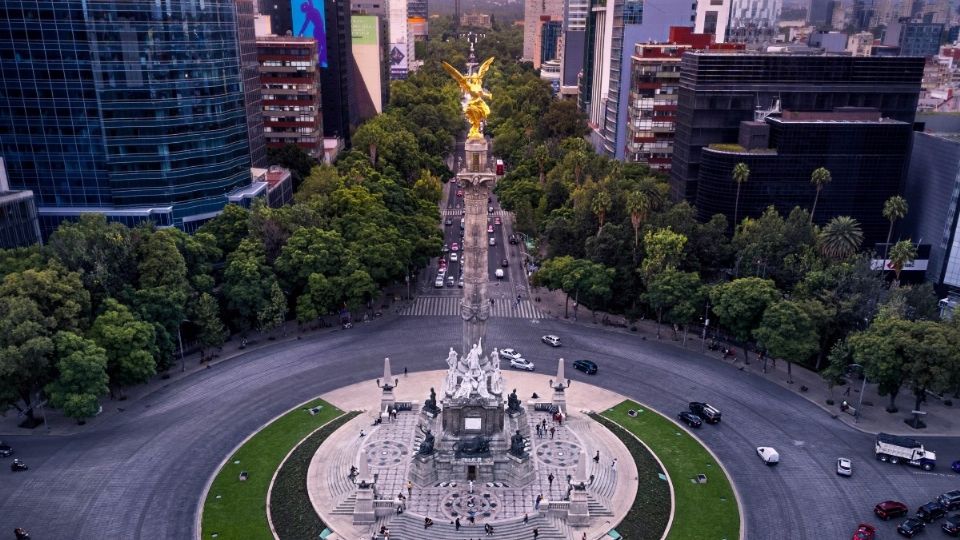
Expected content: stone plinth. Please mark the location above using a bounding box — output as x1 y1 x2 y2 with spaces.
353 486 376 524
568 488 590 526
441 400 504 437
464 137 489 173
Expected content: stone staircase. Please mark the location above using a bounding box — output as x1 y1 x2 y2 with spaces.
331 493 357 515
375 511 568 540
586 494 613 517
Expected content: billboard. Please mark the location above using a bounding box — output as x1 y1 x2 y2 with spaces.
292 0 328 67
389 0 408 79
351 15 383 118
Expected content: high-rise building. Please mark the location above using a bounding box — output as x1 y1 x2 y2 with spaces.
586 0 695 159
541 20 563 64
852 0 876 30
559 0 589 98
808 0 836 27
257 37 324 159
461 13 494 28
626 27 743 170
408 0 428 18
695 0 732 42
0 0 266 234
904 127 960 290
669 53 924 203
523 0 565 65
408 0 428 40
0 158 41 249
351 14 386 120
389 0 413 78
894 19 944 57
696 109 913 243
727 0 782 43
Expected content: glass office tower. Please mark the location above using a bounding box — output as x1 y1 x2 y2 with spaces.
0 1 265 234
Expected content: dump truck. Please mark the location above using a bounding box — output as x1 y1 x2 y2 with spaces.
875 432 936 471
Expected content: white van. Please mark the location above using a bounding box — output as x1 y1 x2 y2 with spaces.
435 276 444 288
756 447 779 465
495 269 504 279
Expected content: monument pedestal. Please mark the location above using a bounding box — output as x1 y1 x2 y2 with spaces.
568 488 590 525
353 486 376 525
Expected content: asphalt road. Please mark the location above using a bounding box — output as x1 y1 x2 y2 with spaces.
1 315 958 539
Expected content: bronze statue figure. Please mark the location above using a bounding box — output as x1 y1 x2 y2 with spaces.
417 424 436 456
441 57 495 140
509 430 526 458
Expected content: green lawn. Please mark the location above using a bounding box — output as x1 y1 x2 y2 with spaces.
200 399 344 540
602 400 741 540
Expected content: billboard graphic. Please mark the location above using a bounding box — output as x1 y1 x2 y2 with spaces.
292 0 328 68
351 15 383 117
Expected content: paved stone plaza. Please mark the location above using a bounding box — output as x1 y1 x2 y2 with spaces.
308 370 640 539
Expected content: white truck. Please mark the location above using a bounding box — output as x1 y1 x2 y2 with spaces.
875 432 936 471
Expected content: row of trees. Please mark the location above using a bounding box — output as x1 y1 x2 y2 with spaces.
0 57 461 423
470 59 959 410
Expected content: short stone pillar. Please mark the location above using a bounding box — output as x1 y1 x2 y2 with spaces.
567 450 590 526
353 449 377 525
551 358 568 415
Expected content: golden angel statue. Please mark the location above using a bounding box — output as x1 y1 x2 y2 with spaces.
442 57 495 140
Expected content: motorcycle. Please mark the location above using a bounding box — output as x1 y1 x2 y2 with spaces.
10 459 28 472
15 528 31 540
342 322 353 330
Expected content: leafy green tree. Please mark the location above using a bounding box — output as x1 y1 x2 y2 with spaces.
709 277 780 362
45 332 109 422
0 296 54 422
641 228 687 281
626 191 650 252
533 256 615 318
0 265 90 333
341 269 378 310
533 144 549 185
352 113 422 181
882 195 908 259
536 99 589 140
267 144 317 189
192 293 226 360
0 245 45 280
754 300 819 383
45 214 136 306
134 230 190 371
819 216 863 260
809 167 832 222
297 273 338 323
89 299 157 396
197 204 250 256
887 239 917 285
413 170 443 203
222 239 280 333
732 162 750 227
274 228 352 298
258 281 288 335
590 190 612 234
644 269 703 340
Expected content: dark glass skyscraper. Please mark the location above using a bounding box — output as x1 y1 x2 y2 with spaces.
670 53 924 202
0 0 265 233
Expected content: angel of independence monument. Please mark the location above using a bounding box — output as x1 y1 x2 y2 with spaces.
409 55 535 486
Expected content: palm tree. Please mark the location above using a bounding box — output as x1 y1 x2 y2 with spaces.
732 162 750 228
882 195 908 261
626 191 651 251
819 216 864 260
591 190 612 235
809 167 832 222
533 144 549 185
887 239 918 285
570 150 588 186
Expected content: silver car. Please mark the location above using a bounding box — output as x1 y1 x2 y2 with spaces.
836 457 852 476
500 348 522 361
541 335 561 347
509 358 535 371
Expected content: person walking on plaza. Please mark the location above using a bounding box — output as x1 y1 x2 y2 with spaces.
455 517 461 531
611 458 617 470
593 450 600 464
407 480 413 498
548 473 554 489
533 528 539 539
523 513 529 524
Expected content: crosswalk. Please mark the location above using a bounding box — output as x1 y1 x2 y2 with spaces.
399 296 544 319
441 209 509 217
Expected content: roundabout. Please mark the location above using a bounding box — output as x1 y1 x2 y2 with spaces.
3 315 960 539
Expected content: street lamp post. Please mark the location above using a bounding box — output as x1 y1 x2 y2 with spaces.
700 301 710 353
845 364 867 423
177 324 186 373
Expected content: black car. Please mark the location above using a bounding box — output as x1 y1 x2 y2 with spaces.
0 441 12 457
678 411 702 428
941 490 960 511
688 402 722 424
572 359 598 375
943 514 960 536
509 235 518 245
898 517 926 537
501 259 509 267
445 218 453 226
918 501 947 522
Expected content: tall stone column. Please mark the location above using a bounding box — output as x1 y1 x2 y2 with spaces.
459 137 497 355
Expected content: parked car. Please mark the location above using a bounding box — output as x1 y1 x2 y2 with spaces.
446 276 455 287
509 235 518 245
756 447 780 465
458 277 464 288
678 411 702 428
837 457 853 477
510 358 535 371
943 514 960 536
852 523 876 540
897 517 926 537
541 335 561 347
0 441 12 457
450 253 458 262
495 216 502 225
875 501 910 521
487 224 494 233
572 359 598 374
495 268 504 279
441 244 450 253
488 206 494 213
445 218 453 226
489 237 496 246
688 402 722 424
434 277 445 288
451 242 459 251
499 349 522 361
941 490 960 511
917 501 947 522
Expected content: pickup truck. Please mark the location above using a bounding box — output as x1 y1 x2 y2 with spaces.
689 402 722 424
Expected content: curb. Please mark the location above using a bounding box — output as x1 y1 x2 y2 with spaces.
602 405 745 540
194 398 344 540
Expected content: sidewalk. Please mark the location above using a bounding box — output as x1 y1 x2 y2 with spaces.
0 289 412 438
529 285 959 437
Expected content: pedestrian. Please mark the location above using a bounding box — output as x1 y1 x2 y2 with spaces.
534 493 542 509
523 513 529 524
455 517 461 531
593 451 600 464
407 480 413 498
533 528 539 539
491 298 495 306
548 473 554 488
536 425 541 438
843 385 851 397
582 533 587 540
549 427 555 439
611 458 617 470
360 429 365 438
404 367 408 377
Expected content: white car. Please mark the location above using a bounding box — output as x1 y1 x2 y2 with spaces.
756 447 779 465
450 252 459 262
509 358 535 371
836 457 852 476
500 349 522 361
541 335 561 347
